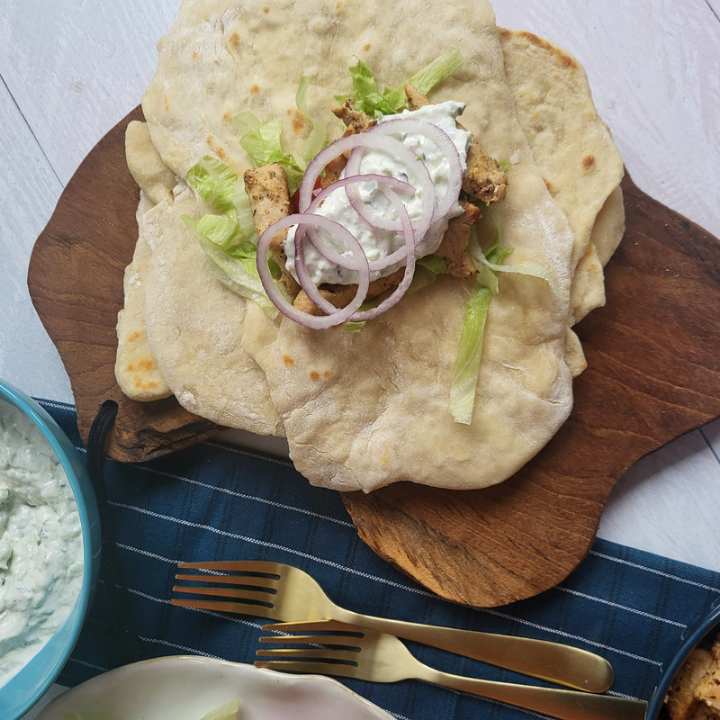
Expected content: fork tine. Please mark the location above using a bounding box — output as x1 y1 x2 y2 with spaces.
170 598 280 620
178 560 284 575
260 633 362 648
172 585 274 602
257 624 364 668
174 573 278 591
254 660 358 678
262 620 356 634
257 647 360 662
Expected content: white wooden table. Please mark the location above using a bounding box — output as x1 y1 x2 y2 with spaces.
1 1 719 716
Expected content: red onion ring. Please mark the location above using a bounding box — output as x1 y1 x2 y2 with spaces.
294 186 418 320
342 140 435 242
345 186 418 322
296 174 414 273
293 183 415 316
367 118 464 222
260 116 465 328
256 214 370 329
298 132 434 222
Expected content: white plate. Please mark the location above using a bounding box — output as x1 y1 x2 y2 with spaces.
36 656 393 720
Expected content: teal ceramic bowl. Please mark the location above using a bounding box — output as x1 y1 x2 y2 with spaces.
0 380 101 720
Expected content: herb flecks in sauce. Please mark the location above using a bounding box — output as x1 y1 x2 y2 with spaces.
0 399 83 688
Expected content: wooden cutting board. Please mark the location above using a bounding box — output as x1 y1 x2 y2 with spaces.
28 107 720 607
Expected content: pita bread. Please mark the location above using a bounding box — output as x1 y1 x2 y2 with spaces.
115 193 173 401
115 122 176 402
590 185 626 268
125 120 177 207
141 0 575 492
120 120 282 432
140 183 283 435
498 29 625 324
118 0 626 492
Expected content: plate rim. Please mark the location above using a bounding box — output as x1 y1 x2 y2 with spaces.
36 654 394 720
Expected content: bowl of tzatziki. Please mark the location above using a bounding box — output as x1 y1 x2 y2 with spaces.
0 379 101 720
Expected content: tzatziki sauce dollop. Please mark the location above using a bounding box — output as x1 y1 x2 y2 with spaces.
284 101 471 286
0 399 84 688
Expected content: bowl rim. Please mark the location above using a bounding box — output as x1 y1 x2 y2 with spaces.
646 597 720 717
0 380 99 719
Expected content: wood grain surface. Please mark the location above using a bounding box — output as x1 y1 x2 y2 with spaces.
27 107 720 607
344 183 720 604
27 107 222 462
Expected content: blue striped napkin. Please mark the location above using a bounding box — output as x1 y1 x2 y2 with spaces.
42 400 720 720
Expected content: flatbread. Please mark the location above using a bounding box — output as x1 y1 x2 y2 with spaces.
115 193 173 401
125 120 178 206
120 120 282 432
590 185 626 268
141 0 575 492
123 0 627 492
116 122 177 402
498 29 625 324
140 183 283 435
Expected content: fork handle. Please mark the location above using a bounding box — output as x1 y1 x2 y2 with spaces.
416 666 647 720
338 610 614 693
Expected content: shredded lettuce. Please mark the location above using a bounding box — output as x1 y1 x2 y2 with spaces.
407 48 464 96
334 58 407 118
475 252 567 301
185 155 256 237
448 231 504 424
183 155 279 314
236 112 305 193
190 213 257 274
182 213 277 314
467 206 567 301
233 180 259 240
296 75 328 164
186 155 241 219
449 202 567 423
343 295 382 334
408 254 447 294
468 213 511 295
200 699 244 720
416 254 447 275
335 49 463 119
449 284 492 424
448 207 507 424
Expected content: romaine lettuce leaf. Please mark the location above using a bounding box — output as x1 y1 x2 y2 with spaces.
449 284 492 424
335 49 464 119
182 213 277 314
407 48 464 96
295 75 328 164
236 112 304 193
334 58 408 117
186 155 240 219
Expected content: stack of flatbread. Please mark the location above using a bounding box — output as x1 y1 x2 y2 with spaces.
115 0 625 493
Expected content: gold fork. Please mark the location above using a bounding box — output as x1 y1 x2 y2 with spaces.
171 559 613 692
256 621 648 720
